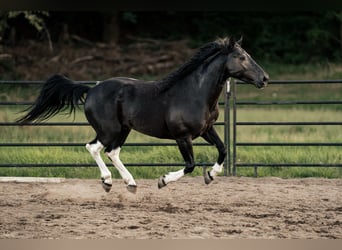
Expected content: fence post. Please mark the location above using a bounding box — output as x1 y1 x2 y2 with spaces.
224 78 232 176
232 79 237 176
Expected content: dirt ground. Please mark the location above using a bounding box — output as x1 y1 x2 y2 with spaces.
0 176 341 239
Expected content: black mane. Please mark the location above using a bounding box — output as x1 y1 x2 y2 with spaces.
156 37 231 92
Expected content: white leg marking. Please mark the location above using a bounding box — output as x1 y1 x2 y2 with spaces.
163 168 185 185
106 147 136 186
209 162 223 179
86 141 112 185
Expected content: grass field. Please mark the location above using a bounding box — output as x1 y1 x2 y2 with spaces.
0 63 342 179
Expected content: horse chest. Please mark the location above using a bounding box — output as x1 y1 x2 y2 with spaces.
165 104 217 137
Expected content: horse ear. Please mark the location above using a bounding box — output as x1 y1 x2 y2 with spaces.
237 36 243 45
228 37 236 49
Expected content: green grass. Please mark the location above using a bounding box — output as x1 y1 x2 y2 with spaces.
1 63 342 179
1 106 341 179
259 61 342 80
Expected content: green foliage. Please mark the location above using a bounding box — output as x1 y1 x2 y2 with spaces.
7 11 49 32
122 12 342 64
1 11 341 64
0 11 49 43
122 12 137 24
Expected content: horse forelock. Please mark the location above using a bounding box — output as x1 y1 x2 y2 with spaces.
215 37 232 54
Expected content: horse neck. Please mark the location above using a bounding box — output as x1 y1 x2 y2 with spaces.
192 54 228 107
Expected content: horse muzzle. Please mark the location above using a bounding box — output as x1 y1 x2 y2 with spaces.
255 74 269 89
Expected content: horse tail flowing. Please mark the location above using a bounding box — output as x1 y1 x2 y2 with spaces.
17 74 91 123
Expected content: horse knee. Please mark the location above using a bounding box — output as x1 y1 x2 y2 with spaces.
184 166 195 174
217 146 227 164
218 145 226 155
86 140 104 156
106 147 121 161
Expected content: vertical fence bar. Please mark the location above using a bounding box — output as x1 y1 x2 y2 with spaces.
224 78 231 176
232 79 237 176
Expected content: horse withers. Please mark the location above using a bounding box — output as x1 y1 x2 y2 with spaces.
18 37 269 193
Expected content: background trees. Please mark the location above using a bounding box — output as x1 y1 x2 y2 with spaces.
0 11 341 64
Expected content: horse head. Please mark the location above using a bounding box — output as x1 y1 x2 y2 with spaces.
224 37 269 89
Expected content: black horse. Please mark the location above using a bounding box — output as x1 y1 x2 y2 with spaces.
18 37 269 193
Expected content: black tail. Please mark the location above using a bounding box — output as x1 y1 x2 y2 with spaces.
17 74 91 123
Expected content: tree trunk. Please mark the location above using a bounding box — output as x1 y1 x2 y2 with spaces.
102 12 119 44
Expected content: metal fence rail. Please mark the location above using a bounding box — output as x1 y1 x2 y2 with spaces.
232 79 342 175
1 79 341 176
0 80 230 174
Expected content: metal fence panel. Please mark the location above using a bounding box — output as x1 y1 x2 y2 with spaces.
231 79 342 175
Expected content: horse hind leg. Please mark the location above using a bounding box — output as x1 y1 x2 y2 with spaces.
86 139 113 192
105 129 137 193
106 147 137 193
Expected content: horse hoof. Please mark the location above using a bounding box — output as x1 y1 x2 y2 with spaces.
204 171 214 185
101 178 112 192
127 184 137 194
102 182 112 192
158 176 167 189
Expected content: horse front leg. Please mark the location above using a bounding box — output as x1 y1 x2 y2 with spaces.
158 136 195 189
201 127 227 184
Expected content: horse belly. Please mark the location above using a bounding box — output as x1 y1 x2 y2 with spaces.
132 116 171 139
123 102 171 139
